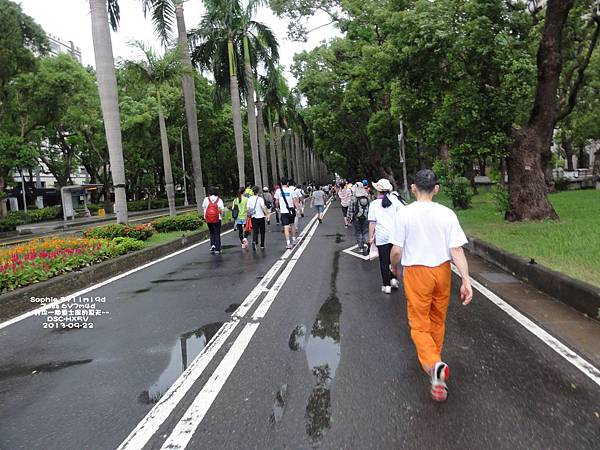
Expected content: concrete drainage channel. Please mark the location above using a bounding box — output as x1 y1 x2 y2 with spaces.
0 222 234 321
465 237 600 321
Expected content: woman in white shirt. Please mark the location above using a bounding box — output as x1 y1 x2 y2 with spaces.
247 186 270 251
368 178 404 294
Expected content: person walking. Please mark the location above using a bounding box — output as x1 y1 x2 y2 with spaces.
390 169 472 403
339 182 352 228
247 186 269 251
202 186 225 254
232 187 250 250
310 185 327 223
346 183 370 254
274 177 299 250
262 187 274 230
367 178 404 294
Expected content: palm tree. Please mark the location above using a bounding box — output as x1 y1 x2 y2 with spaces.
190 0 279 189
141 0 206 212
89 0 128 223
239 0 279 189
261 65 288 183
124 43 185 217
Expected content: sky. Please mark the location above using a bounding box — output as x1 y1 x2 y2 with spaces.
17 0 341 87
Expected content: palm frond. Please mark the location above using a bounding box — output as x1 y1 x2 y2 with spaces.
142 0 176 47
108 0 120 31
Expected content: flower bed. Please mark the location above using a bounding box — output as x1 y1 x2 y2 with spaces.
0 237 123 293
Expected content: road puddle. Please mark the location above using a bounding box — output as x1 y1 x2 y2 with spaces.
0 359 93 380
138 322 222 404
304 250 342 443
270 384 288 424
289 325 307 351
225 303 240 313
151 277 199 284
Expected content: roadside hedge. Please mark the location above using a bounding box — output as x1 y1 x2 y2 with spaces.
83 223 154 241
151 213 204 232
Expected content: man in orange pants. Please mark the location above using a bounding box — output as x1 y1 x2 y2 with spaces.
391 169 473 402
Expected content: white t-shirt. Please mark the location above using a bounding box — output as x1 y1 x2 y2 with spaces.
367 195 404 245
247 195 266 219
390 201 468 267
202 195 225 220
274 186 296 214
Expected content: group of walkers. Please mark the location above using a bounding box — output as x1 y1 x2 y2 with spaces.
334 170 473 402
203 169 473 403
201 178 335 254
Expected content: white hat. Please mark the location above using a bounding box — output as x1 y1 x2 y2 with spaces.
263 186 269 191
373 178 393 192
354 184 368 197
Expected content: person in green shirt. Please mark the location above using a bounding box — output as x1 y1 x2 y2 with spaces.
232 187 250 249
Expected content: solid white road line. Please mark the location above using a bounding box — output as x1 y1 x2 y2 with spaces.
159 323 260 450
159 202 331 450
451 266 600 388
0 230 235 331
117 213 319 450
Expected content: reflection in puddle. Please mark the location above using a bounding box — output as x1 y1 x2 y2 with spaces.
138 323 222 404
289 324 307 351
269 384 288 424
0 359 93 380
305 250 342 443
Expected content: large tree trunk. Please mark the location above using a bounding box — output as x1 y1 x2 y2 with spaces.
562 135 574 171
275 124 284 180
176 4 205 212
243 36 262 188
0 176 7 217
89 0 128 223
268 111 278 188
593 148 600 185
506 0 575 221
289 130 297 181
157 97 176 217
256 101 269 188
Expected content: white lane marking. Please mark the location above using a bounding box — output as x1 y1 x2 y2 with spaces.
117 214 319 450
159 202 331 449
342 244 370 261
452 266 600 388
159 323 260 450
0 230 234 331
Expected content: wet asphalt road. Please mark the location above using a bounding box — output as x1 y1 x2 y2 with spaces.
0 203 599 450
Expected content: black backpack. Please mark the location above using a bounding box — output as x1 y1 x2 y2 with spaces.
355 197 369 219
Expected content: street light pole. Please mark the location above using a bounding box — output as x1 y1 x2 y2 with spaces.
398 120 410 199
179 125 189 207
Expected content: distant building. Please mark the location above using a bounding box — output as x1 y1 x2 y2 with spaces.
47 34 82 63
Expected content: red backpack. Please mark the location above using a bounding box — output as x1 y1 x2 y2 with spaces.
205 197 220 223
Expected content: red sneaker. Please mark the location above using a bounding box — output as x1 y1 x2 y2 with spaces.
430 362 450 402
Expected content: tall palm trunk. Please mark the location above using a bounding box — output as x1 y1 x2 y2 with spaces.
290 130 297 181
228 38 245 187
243 35 262 188
294 132 303 184
285 130 292 180
89 0 128 223
175 4 204 212
275 123 284 179
256 100 269 188
157 91 176 217
267 110 278 188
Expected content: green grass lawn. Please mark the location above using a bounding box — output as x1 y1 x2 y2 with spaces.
438 189 600 287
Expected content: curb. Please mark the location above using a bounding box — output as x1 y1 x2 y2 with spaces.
0 222 233 321
465 237 600 321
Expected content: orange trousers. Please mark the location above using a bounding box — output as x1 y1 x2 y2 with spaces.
403 262 451 374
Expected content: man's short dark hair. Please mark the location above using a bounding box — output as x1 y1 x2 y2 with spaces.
415 169 438 193
280 177 289 186
207 186 218 196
